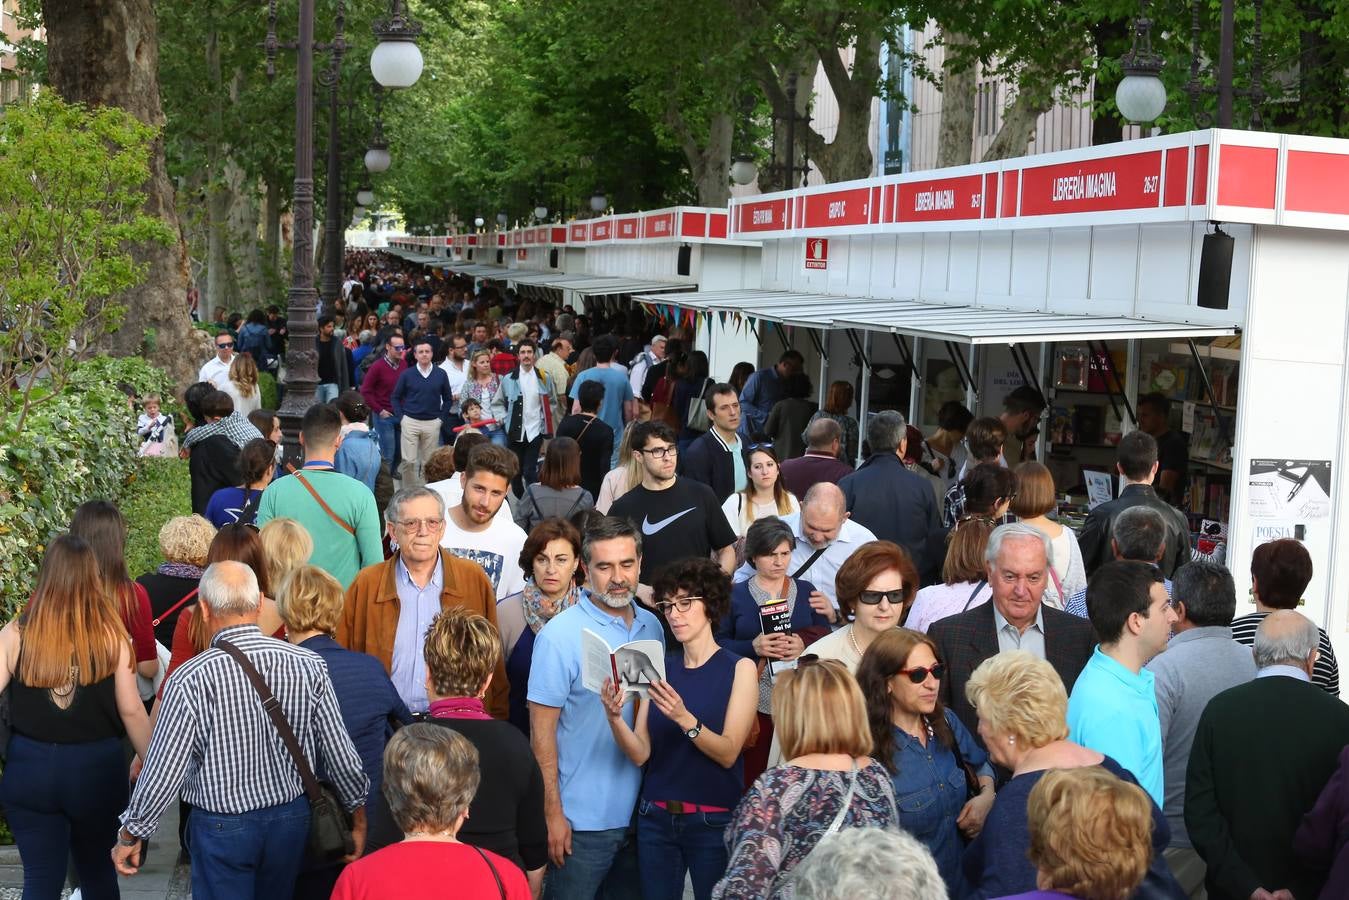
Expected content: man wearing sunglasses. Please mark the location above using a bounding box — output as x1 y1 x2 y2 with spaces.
199 332 237 389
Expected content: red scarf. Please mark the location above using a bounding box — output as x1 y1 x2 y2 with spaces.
428 697 492 721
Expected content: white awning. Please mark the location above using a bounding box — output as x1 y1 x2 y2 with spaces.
447 263 508 277
634 289 1238 345
506 271 586 286
549 276 693 297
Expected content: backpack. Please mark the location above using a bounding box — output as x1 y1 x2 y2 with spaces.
650 374 679 428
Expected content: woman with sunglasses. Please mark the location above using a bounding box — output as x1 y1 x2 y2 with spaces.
856 629 994 896
602 557 756 900
805 541 919 670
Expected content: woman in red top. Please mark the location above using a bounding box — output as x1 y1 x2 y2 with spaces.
332 725 530 900
70 501 158 681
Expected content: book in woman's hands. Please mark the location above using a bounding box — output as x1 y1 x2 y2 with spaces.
581 628 665 697
759 597 797 677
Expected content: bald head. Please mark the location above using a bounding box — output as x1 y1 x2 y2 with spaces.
799 483 849 549
805 416 843 451
1254 609 1319 672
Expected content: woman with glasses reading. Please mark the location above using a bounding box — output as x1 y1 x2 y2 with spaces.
856 628 994 896
601 558 756 900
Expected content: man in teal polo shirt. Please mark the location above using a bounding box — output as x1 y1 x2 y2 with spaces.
528 515 664 898
1067 559 1177 805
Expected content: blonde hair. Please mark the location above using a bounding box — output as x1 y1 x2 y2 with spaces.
965 650 1069 748
382 724 480 833
258 518 313 591
276 564 344 636
772 658 873 760
1028 767 1154 900
423 608 500 699
616 422 644 493
229 353 259 398
158 515 217 567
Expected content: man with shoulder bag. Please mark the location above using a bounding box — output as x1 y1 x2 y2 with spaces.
113 561 370 900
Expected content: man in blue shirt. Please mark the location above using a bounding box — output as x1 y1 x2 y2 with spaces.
569 334 634 468
528 515 664 898
1067 559 1177 805
737 349 803 439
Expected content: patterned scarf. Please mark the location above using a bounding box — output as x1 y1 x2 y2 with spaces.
522 581 583 634
158 562 204 579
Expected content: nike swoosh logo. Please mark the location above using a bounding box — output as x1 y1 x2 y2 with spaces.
642 508 696 535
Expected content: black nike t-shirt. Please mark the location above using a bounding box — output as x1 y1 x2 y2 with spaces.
608 477 737 586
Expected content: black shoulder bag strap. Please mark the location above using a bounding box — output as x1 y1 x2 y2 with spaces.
472 844 506 899
791 545 829 581
216 640 321 805
961 579 988 613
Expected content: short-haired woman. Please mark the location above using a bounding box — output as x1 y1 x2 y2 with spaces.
804 380 858 464
807 541 918 669
515 436 594 532
136 514 217 648
603 558 756 900
497 518 584 734
713 658 899 899
279 565 412 900
718 516 831 784
1232 537 1340 695
366 609 546 892
1012 461 1086 611
203 438 276 528
857 629 993 895
0 535 152 898
961 651 1178 897
333 725 532 900
999 766 1154 900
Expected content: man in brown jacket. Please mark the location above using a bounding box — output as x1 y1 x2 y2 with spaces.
339 485 509 718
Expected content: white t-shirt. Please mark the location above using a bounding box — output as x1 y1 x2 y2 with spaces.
439 506 527 600
439 358 470 412
199 355 233 390
426 478 509 523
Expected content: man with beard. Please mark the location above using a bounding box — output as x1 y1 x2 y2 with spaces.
527 515 663 898
439 443 528 600
999 384 1047 467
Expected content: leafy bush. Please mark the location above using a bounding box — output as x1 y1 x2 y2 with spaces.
122 457 191 579
259 370 278 410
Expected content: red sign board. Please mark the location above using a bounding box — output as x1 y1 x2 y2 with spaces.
550 226 568 244
570 223 588 242
644 212 675 239
1216 145 1277 210
615 217 640 239
804 237 829 270
736 198 788 233
592 220 612 240
802 187 872 229
516 249 527 261
897 174 986 223
1018 150 1163 217
708 212 728 239
1285 150 1349 215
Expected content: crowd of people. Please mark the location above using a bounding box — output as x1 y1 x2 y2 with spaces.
9 249 1349 900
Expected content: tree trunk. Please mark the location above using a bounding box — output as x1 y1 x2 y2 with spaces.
205 179 237 318
811 36 882 182
980 85 1046 161
667 105 733 208
936 31 977 168
225 161 265 308
263 173 283 284
42 0 198 386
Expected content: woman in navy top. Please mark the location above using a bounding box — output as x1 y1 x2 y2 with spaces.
602 558 757 900
717 516 831 784
856 628 994 896
496 518 584 734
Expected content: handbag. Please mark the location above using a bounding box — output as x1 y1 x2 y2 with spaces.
685 378 713 432
948 721 983 802
216 640 355 863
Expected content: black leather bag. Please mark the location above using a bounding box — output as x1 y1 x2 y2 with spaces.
217 640 354 863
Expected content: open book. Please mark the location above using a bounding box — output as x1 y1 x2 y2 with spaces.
581 628 666 697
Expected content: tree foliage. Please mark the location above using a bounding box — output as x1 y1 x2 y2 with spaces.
0 92 174 433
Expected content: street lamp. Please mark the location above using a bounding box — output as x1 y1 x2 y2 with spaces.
371 1 424 89
729 154 758 186
534 204 549 222
589 190 607 214
496 212 508 227
474 216 485 229
1116 0 1166 124
356 185 375 206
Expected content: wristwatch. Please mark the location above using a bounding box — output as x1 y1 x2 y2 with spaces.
117 829 140 847
685 720 702 740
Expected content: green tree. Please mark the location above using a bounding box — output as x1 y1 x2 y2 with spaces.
0 92 174 434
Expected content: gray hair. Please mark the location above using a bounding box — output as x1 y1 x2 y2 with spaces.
381 724 480 833
1112 506 1167 562
1253 609 1319 669
793 827 946 900
866 410 908 454
805 416 842 450
1172 561 1236 627
384 486 447 528
581 514 643 566
198 560 261 617
744 516 795 564
985 521 1052 566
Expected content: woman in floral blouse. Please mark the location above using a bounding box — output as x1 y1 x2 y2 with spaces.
712 658 900 899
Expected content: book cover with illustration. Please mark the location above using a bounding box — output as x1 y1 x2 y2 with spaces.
581 628 665 697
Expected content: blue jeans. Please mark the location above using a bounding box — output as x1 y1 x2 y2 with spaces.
316 383 340 403
543 825 641 900
637 801 732 900
187 794 310 900
1 734 127 900
371 414 396 461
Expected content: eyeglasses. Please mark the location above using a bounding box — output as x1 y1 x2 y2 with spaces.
638 445 678 459
394 517 444 533
857 589 905 606
216 342 234 349
654 596 701 616
895 662 945 684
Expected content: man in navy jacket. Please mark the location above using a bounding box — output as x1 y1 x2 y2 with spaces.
391 336 454 487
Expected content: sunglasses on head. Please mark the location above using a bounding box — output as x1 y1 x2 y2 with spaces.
857 588 904 606
895 662 945 684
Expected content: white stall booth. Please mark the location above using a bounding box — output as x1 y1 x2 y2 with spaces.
643 129 1349 663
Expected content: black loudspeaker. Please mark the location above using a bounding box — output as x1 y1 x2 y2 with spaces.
1197 227 1234 310
677 244 692 276
549 248 559 269
496 249 504 264
467 248 475 261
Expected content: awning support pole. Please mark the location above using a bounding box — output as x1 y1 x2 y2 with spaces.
1185 338 1234 445
772 321 794 351
1012 342 1040 394
944 341 975 396
845 329 871 370
891 333 921 383
1009 343 1036 394
805 327 827 361
856 331 873 466
1092 340 1135 426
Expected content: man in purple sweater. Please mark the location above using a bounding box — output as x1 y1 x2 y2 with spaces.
779 417 853 499
359 332 406 462
391 337 454 487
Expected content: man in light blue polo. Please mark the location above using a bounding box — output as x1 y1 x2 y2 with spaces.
528 515 664 898
1067 559 1177 805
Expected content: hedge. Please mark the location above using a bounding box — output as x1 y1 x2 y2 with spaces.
0 356 176 618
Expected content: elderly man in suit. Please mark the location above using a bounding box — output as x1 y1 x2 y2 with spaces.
929 521 1096 743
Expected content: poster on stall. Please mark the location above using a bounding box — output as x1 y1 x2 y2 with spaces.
1247 459 1332 522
